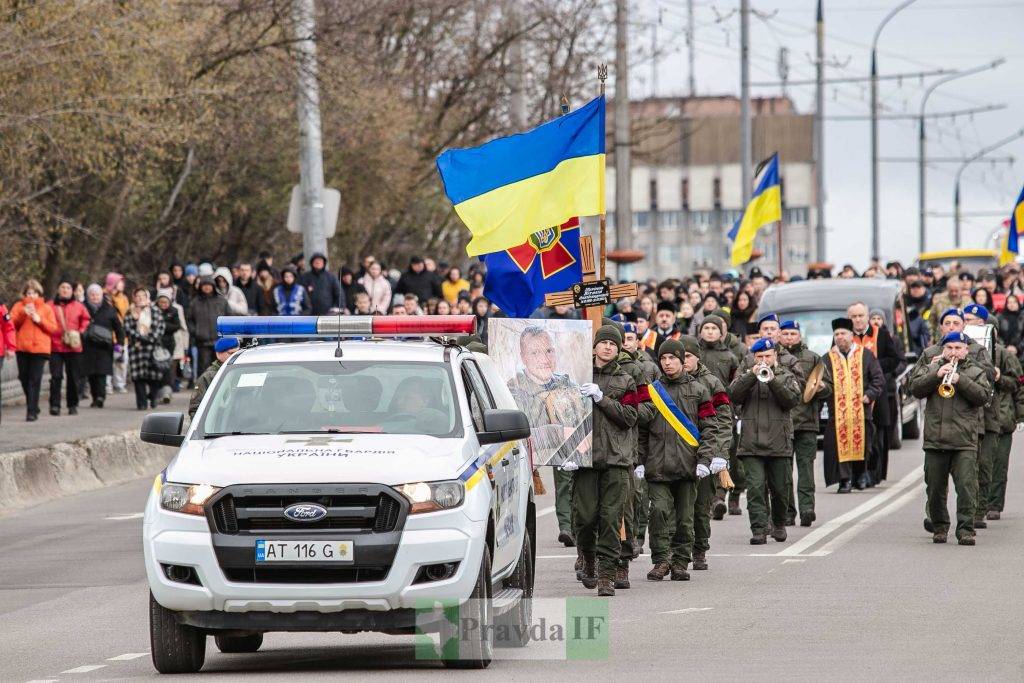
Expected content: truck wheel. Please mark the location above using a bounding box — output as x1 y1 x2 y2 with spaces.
215 633 263 653
441 546 493 669
495 532 533 648
149 592 205 674
902 405 921 440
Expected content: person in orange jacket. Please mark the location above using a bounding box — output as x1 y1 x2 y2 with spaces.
10 279 59 421
0 302 17 425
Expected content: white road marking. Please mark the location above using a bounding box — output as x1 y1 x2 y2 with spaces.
659 607 714 615
26 679 59 682
782 558 806 564
105 512 144 521
107 652 149 661
537 505 556 518
776 467 925 557
808 481 924 557
61 664 106 674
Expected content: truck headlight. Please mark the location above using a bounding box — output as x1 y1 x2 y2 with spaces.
159 482 220 516
396 480 465 514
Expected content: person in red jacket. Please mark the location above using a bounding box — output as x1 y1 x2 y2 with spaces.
10 279 59 421
47 279 91 416
0 302 17 425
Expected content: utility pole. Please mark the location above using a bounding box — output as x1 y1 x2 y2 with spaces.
740 0 751 206
870 0 917 260
917 58 1005 253
292 0 327 259
687 0 696 96
814 0 825 262
614 0 632 257
954 127 1024 246
505 0 526 129
651 19 657 98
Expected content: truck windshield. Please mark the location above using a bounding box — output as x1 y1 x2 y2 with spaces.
194 361 461 438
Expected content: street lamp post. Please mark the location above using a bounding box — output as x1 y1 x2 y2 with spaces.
870 0 918 260
953 127 1024 246
918 58 1005 253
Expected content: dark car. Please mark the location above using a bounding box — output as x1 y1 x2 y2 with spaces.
756 278 922 446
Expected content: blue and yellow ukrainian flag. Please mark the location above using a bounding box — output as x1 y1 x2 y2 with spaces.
998 180 1024 266
728 153 782 267
436 96 606 256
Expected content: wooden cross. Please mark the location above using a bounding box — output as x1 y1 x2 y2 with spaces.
543 235 639 333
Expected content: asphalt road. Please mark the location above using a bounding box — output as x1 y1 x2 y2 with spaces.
2 435 1023 681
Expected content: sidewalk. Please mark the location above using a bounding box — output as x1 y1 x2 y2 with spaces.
0 389 190 453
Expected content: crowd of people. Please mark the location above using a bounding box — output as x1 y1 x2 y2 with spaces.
2 252 1020 579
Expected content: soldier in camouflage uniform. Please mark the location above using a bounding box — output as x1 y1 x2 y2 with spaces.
779 320 822 527
506 326 582 547
711 308 748 365
909 331 991 545
987 332 1024 520
697 314 742 519
638 338 728 581
684 336 734 571
573 325 639 596
187 337 239 419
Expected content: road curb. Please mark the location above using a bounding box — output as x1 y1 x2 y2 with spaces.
0 430 170 514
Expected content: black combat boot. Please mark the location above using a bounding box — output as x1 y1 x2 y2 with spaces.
670 564 691 581
631 538 642 559
558 530 576 547
800 510 816 527
647 562 671 581
711 496 727 520
580 555 597 589
749 534 767 545
932 531 948 544
575 548 584 581
614 564 630 589
771 526 787 542
957 533 976 546
691 552 708 570
973 516 987 529
986 510 1000 520
923 518 935 533
597 576 615 597
785 511 797 527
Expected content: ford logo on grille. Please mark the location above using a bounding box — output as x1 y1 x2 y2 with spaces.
283 503 328 522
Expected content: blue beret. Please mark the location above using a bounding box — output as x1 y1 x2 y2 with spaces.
939 308 964 324
780 320 800 331
941 331 969 345
962 303 989 321
214 337 240 353
750 338 775 353
622 322 638 335
757 313 780 327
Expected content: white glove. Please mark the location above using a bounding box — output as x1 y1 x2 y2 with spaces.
559 461 580 472
695 464 711 479
579 383 603 403
634 465 645 479
1016 422 1024 433
710 457 728 474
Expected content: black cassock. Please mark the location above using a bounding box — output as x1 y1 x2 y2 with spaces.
819 347 886 487
854 326 907 483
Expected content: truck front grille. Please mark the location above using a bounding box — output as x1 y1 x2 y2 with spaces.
210 489 405 535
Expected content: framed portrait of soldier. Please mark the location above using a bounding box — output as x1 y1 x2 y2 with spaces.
488 318 593 468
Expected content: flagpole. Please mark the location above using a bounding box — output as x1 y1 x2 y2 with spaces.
776 218 785 280
598 64 608 281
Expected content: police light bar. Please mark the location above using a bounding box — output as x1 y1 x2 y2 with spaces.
216 315 476 338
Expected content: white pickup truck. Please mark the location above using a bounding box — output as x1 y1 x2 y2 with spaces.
141 316 535 672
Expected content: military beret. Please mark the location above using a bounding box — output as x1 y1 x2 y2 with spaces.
780 320 800 331
750 338 775 353
680 335 702 357
622 322 638 335
962 303 989 321
659 338 684 360
941 331 969 345
214 337 240 353
757 313 780 327
594 324 623 350
940 308 964 324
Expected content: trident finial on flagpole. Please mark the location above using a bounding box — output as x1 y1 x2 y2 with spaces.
598 63 608 96
560 93 570 115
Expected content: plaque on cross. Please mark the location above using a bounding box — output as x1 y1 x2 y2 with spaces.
543 235 639 333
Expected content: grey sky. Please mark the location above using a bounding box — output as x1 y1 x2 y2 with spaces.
632 0 1024 268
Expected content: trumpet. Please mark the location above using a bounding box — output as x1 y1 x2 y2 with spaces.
755 363 775 383
937 359 958 399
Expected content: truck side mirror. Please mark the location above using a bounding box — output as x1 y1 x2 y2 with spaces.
477 409 531 445
141 412 185 447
